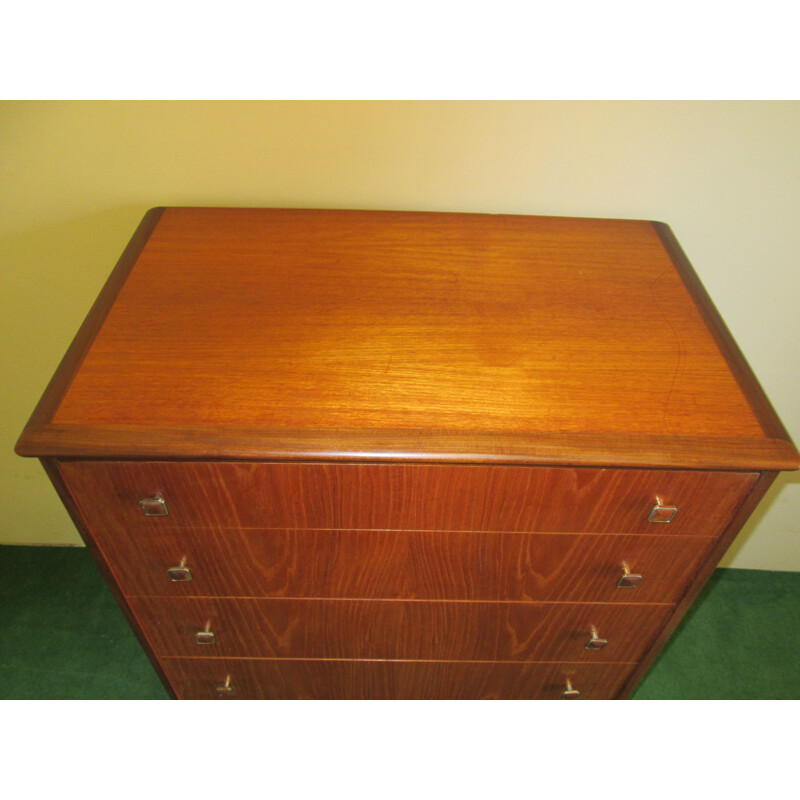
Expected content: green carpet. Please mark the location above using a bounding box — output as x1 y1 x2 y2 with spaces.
1 544 798 699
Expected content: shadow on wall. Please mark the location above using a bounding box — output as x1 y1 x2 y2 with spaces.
719 470 799 567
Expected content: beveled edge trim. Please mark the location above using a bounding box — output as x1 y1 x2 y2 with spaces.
652 221 797 451
16 424 800 470
14 207 166 451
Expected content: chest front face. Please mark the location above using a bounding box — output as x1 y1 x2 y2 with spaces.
52 458 760 699
18 209 798 699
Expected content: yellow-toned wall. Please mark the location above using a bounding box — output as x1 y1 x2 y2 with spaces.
2 101 798 569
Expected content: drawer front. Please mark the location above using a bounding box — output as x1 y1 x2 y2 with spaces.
99 527 715 604
163 658 634 700
129 597 671 663
60 460 757 536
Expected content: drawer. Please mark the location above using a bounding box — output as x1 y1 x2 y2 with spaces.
60 461 757 536
100 527 715 604
163 658 635 700
129 597 672 663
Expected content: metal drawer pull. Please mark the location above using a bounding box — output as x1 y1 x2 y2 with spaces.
167 558 192 582
195 622 216 645
215 675 235 696
585 626 608 650
562 679 580 699
139 493 168 516
649 498 677 523
617 561 644 589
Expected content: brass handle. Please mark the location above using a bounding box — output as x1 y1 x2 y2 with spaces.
195 621 216 645
617 561 644 589
139 493 168 516
167 558 192 582
585 626 608 650
649 498 677 523
562 678 580 699
215 675 235 696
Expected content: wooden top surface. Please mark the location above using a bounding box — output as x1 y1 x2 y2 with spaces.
17 207 799 469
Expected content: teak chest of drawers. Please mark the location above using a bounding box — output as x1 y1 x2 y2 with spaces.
16 208 799 699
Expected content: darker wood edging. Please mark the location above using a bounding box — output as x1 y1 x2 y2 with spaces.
15 207 166 455
15 424 800 471
652 221 796 450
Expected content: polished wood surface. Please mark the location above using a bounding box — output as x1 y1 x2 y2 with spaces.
16 208 798 470
17 425 800 469
90 526 715 604
165 658 633 700
16 209 799 700
129 596 671 662
59 461 757 536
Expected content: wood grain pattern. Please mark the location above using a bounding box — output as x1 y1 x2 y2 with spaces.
90 526 715 604
128 596 672 663
59 460 757 536
16 208 798 470
164 658 635 700
48 210 765 437
15 210 799 700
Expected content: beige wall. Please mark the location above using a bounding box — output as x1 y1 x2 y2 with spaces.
2 101 798 569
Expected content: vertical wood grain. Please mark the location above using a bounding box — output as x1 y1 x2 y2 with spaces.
85 525 715 605
58 460 758 537
127 596 672 663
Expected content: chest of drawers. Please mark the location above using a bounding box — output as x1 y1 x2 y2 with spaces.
16 208 799 699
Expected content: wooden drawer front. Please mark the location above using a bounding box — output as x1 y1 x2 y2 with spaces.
60 460 757 536
163 658 635 700
129 597 671 663
100 527 715 604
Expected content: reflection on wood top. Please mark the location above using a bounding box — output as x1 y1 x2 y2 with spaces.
17 208 800 468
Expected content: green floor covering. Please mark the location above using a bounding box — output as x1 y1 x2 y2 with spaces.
1 544 798 699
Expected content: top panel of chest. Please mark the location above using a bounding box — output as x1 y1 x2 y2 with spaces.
16 208 799 470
